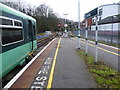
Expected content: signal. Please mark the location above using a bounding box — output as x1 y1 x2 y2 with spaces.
58 23 61 28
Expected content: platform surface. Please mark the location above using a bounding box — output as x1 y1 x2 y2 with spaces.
10 38 97 89
52 38 97 88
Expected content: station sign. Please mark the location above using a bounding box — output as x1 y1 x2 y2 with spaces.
84 8 98 19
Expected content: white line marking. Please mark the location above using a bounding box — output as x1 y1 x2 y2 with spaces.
98 43 119 50
3 38 56 89
80 38 119 50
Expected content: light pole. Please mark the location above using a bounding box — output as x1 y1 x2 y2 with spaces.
78 0 81 49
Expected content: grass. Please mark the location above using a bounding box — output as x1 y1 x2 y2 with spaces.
76 49 120 88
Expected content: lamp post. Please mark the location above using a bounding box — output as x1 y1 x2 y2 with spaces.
77 0 81 49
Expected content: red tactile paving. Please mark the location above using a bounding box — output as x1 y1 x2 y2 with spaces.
10 38 58 88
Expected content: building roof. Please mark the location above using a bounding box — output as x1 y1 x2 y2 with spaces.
99 3 120 7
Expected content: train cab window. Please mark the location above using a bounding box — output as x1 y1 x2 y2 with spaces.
0 17 23 45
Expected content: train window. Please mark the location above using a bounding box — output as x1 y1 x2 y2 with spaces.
14 21 22 26
0 18 13 25
1 27 23 45
0 17 23 45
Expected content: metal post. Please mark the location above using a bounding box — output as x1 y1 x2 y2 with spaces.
85 20 88 55
111 16 113 43
63 14 68 37
95 16 98 64
47 9 49 17
77 0 81 49
65 17 66 31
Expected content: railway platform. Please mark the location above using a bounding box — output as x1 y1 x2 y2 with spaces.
4 37 97 89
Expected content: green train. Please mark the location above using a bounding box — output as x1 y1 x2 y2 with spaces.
0 3 37 78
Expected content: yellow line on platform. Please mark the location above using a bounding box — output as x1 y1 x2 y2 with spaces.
47 38 61 89
81 41 120 56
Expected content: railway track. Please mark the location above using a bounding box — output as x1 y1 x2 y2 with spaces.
37 34 57 48
2 34 57 89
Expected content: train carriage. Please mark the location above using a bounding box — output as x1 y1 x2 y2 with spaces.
0 3 37 78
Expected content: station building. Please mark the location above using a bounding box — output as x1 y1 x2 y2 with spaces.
80 3 120 44
81 3 120 31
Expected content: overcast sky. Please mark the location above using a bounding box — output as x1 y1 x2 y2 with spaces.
23 0 119 21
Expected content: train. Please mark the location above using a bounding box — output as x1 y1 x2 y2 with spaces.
0 3 37 78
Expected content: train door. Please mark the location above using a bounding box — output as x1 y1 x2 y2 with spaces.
28 20 33 52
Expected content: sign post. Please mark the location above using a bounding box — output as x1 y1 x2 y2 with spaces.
85 20 88 55
95 16 98 64
84 7 98 64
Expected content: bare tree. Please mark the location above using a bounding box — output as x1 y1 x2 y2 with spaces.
0 1 61 33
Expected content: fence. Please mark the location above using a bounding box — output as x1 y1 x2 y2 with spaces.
73 30 120 44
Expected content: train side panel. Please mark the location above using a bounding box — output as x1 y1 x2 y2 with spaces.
1 43 30 78
0 3 37 78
